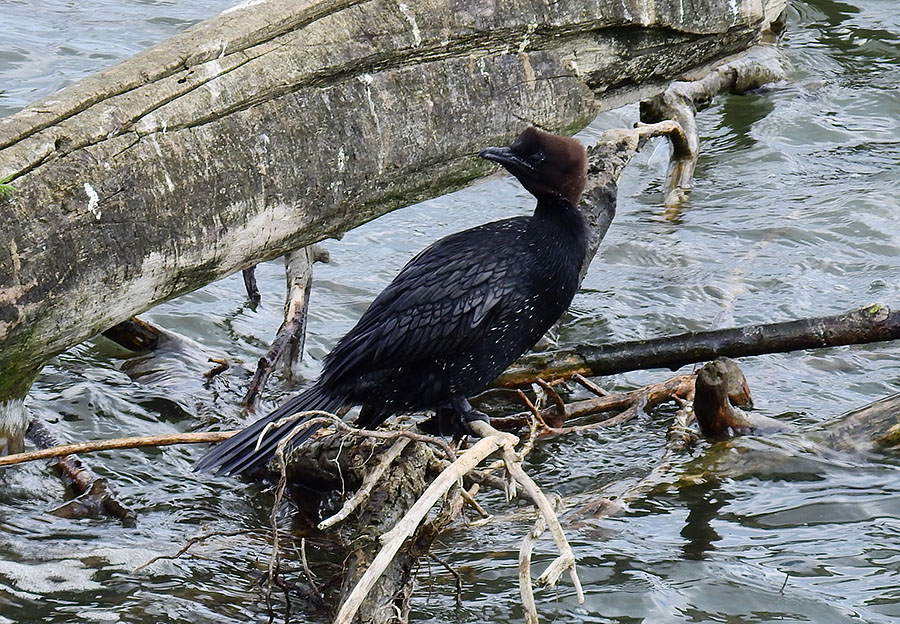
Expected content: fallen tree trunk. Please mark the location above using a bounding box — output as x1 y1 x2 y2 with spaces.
0 0 785 400
284 430 446 624
497 304 900 386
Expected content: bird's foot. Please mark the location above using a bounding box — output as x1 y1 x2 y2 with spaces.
420 398 491 437
419 403 467 437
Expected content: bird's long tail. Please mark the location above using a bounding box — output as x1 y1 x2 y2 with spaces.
194 384 345 477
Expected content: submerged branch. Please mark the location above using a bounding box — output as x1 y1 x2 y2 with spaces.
242 267 261 307
26 418 137 525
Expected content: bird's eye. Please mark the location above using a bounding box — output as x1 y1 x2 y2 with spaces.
528 151 545 164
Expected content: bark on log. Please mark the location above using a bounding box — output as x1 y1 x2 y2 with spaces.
0 0 785 399
497 304 900 386
284 429 446 623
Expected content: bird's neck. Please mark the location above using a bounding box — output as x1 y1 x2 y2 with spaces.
532 192 588 236
529 193 589 281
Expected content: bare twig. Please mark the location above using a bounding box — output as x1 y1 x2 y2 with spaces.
467 420 584 603
515 389 548 430
264 438 293 621
493 375 695 434
460 487 492 521
571 393 700 522
534 378 566 428
48 479 137 526
461 467 539 507
262 411 456 462
556 392 651 434
0 431 236 467
513 391 545 459
520 515 544 624
299 538 323 602
429 553 464 608
519 494 564 624
136 529 264 571
571 373 609 397
204 357 230 380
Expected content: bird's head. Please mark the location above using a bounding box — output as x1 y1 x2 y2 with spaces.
479 127 588 205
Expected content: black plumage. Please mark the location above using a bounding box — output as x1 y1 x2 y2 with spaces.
197 127 593 476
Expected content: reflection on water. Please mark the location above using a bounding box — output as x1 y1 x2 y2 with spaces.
2 0 900 622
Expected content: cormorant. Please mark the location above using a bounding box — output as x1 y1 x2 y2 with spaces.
196 127 593 476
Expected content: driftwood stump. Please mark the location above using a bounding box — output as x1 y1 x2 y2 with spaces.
286 431 444 623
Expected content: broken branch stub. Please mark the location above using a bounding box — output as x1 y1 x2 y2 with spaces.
25 418 137 525
242 244 330 414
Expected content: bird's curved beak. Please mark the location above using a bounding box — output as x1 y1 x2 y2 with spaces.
479 146 529 174
479 146 515 165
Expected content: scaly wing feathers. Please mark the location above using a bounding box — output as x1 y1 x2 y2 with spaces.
320 219 529 385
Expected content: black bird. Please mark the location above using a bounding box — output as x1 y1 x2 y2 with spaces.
196 127 592 476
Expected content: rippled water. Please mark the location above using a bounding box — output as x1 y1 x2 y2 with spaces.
2 1 900 623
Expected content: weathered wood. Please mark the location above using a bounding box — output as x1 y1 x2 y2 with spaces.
242 244 330 413
241 267 261 307
492 374 697 432
0 430 236 467
0 0 785 399
285 430 445 624
497 304 900 386
639 44 790 210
